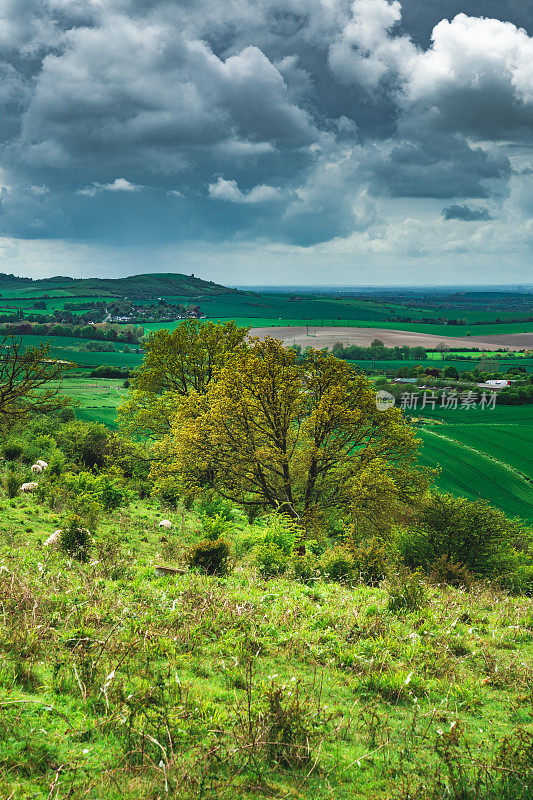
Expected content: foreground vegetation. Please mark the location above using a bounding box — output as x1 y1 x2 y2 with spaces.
1 319 533 799
1 417 533 799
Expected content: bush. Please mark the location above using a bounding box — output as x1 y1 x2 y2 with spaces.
387 569 428 613
319 547 354 584
289 551 320 584
255 543 289 578
189 537 230 575
349 537 390 585
400 493 525 579
201 513 233 541
261 514 298 555
152 476 181 508
4 470 21 499
429 555 477 590
60 471 127 512
48 450 66 479
59 514 92 562
2 442 22 461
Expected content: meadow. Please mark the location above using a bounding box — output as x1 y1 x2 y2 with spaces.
2 477 533 800
57 379 126 428
12 335 144 370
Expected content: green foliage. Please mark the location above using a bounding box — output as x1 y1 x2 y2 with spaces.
255 542 289 577
319 547 354 583
61 471 127 511
289 551 320 584
152 339 425 528
387 568 428 613
188 537 230 574
400 493 528 578
201 512 233 541
2 441 22 461
47 449 66 478
4 468 21 498
59 513 92 561
119 319 249 438
262 514 298 555
348 537 391 585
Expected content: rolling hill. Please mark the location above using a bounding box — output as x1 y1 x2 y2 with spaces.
0 272 235 299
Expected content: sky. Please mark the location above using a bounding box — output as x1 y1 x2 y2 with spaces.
0 0 532 286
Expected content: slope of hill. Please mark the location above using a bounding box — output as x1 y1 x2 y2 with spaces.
0 272 235 299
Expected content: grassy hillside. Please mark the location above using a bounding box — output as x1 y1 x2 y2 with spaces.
2 483 533 800
0 272 234 300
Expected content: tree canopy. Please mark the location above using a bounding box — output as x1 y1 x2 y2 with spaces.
151 338 428 532
0 335 71 425
119 320 249 438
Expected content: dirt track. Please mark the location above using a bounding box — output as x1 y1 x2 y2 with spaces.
249 326 533 351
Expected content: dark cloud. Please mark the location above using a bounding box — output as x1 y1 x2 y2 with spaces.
0 0 529 257
369 123 511 199
442 204 492 221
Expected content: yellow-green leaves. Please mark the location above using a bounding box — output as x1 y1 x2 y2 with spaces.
151 338 428 531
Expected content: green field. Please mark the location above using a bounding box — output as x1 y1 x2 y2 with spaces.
12 335 144 369
143 316 533 337
350 358 533 373
415 406 533 522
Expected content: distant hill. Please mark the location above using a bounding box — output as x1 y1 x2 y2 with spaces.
0 272 235 299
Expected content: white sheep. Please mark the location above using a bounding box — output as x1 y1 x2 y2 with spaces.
159 519 172 530
36 460 48 470
20 482 38 493
44 530 62 547
31 464 43 474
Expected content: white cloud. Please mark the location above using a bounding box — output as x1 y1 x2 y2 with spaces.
400 14 533 136
328 0 417 90
77 178 143 197
208 177 282 203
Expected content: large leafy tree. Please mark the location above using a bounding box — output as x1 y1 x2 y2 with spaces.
0 335 71 425
119 320 249 438
151 338 428 531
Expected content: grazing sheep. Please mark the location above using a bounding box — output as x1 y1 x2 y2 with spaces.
36 460 48 470
20 482 38 493
159 520 172 530
44 530 61 547
31 464 43 474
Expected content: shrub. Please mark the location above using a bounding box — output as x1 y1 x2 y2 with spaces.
349 537 390 585
255 543 289 578
201 512 233 541
429 555 477 590
264 683 317 768
2 442 22 461
261 514 298 555
60 471 127 512
195 495 236 521
319 547 354 584
400 493 524 579
59 406 76 423
4 469 21 499
152 476 181 507
47 450 66 479
289 551 320 584
189 537 230 574
59 514 92 562
387 569 428 613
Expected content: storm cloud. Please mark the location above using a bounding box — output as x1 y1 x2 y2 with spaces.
0 0 531 282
